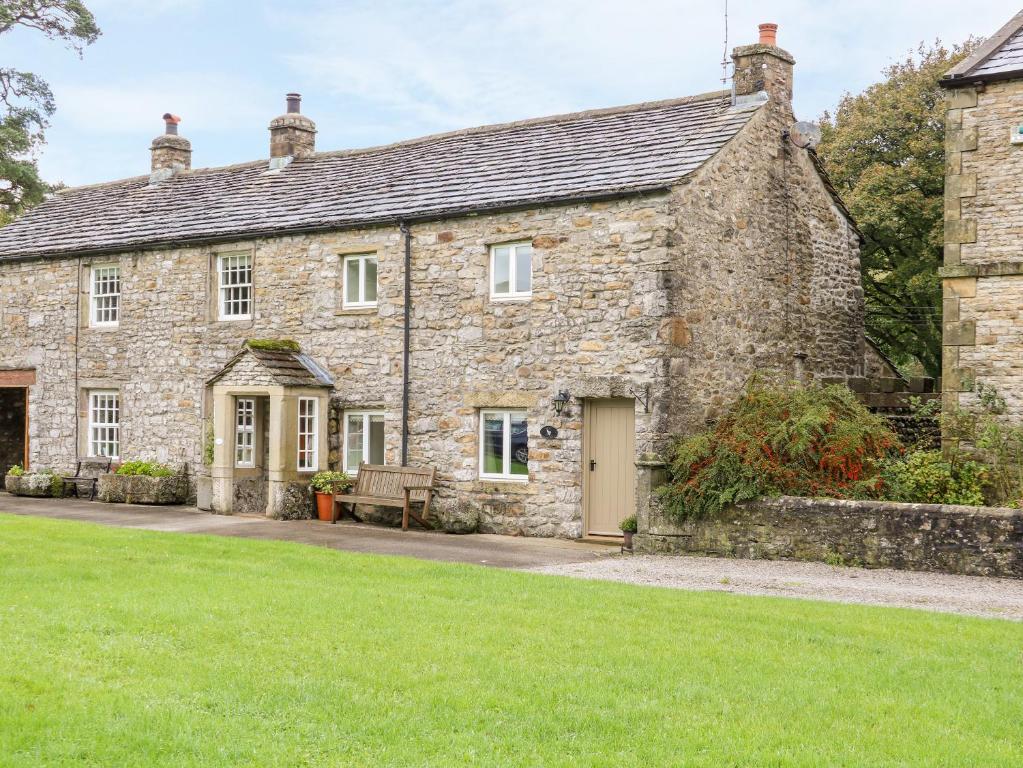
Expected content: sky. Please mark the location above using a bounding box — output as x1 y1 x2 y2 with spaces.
5 0 1016 187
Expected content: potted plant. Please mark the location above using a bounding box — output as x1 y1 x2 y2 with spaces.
620 514 638 550
310 471 353 521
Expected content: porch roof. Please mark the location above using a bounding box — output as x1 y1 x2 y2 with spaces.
207 342 334 389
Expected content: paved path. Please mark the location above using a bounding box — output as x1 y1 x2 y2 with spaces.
7 494 1022 619
0 494 615 569
531 554 1023 621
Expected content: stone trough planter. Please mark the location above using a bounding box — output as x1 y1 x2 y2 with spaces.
97 474 188 505
4 472 64 498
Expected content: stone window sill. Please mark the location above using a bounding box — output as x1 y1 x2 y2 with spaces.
335 307 378 316
470 479 536 495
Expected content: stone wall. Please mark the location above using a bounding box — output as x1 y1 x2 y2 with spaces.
942 79 1023 420
664 89 864 433
638 494 1023 578
0 95 864 536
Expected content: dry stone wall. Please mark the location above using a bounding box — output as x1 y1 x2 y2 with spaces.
638 494 1023 578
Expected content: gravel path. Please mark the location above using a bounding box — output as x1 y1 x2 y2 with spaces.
530 555 1023 621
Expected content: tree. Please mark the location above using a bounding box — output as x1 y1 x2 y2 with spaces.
0 1 99 223
817 41 977 379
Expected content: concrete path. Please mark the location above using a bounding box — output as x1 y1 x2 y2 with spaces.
532 554 1023 621
0 494 615 569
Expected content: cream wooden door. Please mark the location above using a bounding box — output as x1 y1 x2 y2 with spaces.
583 399 636 536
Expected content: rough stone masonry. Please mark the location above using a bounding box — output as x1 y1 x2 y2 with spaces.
0 26 864 535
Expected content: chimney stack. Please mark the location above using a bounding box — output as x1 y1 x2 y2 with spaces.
732 22 795 104
269 93 316 168
150 113 191 175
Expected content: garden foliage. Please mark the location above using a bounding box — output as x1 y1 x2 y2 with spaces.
659 382 899 521
115 460 174 478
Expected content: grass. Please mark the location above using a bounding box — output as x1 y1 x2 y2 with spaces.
0 514 1021 766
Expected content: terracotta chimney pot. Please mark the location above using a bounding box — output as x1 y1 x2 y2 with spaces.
759 23 778 46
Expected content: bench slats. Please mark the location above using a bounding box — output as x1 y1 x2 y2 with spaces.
333 464 436 531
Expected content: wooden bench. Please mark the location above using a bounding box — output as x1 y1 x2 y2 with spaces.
62 458 112 501
332 464 436 531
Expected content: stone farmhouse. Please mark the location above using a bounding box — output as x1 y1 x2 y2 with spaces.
0 25 865 537
941 10 1023 424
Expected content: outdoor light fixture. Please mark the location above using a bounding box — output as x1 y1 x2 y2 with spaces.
552 391 571 416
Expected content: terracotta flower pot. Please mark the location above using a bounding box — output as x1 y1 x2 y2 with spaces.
315 491 335 522
622 530 635 550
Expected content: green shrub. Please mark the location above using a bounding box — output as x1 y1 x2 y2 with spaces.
880 450 986 506
310 471 353 495
115 460 175 478
619 514 638 533
658 381 900 522
6 464 25 477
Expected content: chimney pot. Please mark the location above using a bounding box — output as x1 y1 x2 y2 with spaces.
286 93 301 114
162 113 181 135
758 23 778 46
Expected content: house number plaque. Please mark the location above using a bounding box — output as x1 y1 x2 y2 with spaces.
540 425 558 439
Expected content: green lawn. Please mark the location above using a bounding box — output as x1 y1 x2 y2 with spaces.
0 514 1020 767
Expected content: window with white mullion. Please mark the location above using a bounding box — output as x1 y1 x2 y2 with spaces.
479 409 528 481
297 398 318 471
235 398 255 468
90 264 120 326
489 243 532 300
217 253 253 320
88 390 120 459
343 254 378 308
343 410 386 473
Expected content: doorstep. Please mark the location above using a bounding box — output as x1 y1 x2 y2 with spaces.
579 534 624 546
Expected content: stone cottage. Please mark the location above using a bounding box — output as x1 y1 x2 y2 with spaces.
941 10 1023 422
0 24 864 537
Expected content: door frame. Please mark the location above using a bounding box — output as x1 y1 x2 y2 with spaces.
581 397 636 538
0 385 29 472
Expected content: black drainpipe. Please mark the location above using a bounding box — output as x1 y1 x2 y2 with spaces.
399 221 412 466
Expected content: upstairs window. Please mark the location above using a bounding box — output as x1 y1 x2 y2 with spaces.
343 254 378 308
297 397 318 471
479 409 528 481
217 253 252 320
88 390 120 459
235 398 255 468
90 264 120 326
344 410 385 473
490 243 532 300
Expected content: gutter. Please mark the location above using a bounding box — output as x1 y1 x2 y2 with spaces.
399 221 411 467
940 69 1023 89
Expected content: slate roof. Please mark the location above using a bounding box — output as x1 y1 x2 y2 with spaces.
207 344 334 388
0 91 765 261
943 10 1023 86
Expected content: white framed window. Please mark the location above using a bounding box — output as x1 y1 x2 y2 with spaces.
342 254 378 308
479 409 528 481
235 398 255 468
489 243 532 300
90 264 120 326
217 253 253 320
297 397 318 471
88 390 120 459
343 410 386 473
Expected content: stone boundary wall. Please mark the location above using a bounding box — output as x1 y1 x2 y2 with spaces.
636 495 1023 578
